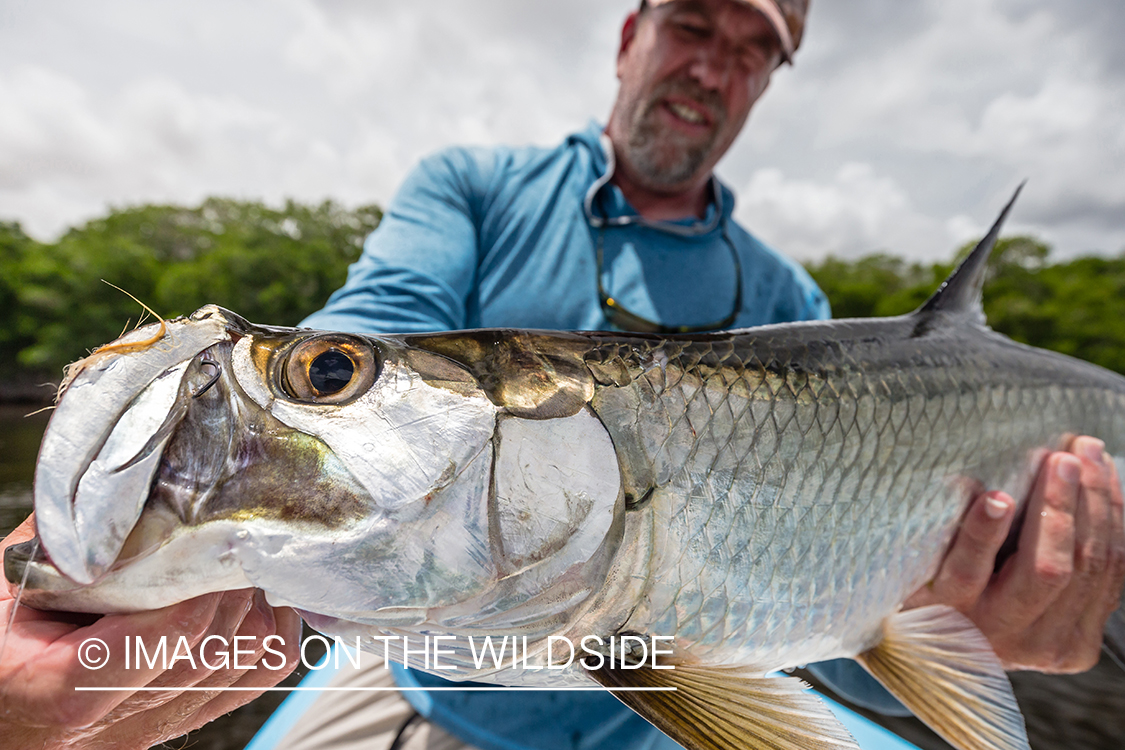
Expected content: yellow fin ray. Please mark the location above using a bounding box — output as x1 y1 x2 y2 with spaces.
587 662 859 750
857 605 1030 750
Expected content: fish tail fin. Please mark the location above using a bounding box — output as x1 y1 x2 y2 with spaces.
586 659 859 750
914 183 1025 327
856 605 1030 750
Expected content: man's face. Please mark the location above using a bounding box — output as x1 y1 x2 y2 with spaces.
610 0 783 190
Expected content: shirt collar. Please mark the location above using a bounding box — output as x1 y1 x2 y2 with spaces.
574 121 732 237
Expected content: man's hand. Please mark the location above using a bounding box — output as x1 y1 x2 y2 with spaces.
906 435 1125 672
0 514 302 749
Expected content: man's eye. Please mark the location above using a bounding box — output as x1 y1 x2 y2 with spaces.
737 42 780 72
673 21 710 38
739 49 769 70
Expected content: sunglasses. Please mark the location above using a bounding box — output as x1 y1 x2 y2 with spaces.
595 224 743 334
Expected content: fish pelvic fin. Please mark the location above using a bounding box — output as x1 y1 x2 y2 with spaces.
856 605 1030 750
586 661 859 750
914 183 1025 328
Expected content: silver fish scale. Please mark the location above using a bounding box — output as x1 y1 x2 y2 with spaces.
583 318 1125 670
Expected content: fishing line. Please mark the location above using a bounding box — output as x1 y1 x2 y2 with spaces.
0 535 40 666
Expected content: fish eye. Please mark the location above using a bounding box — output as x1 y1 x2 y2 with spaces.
308 350 355 394
280 334 379 404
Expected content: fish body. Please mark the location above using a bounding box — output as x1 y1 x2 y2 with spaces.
7 192 1124 750
583 313 1124 671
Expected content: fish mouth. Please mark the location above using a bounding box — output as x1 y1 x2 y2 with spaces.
11 304 386 609
31 306 237 585
3 539 57 592
2 538 93 604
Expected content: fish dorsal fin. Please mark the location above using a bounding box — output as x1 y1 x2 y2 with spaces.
915 183 1025 326
586 661 859 750
856 605 1030 750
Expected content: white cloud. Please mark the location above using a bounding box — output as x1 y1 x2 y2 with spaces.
728 0 1125 259
0 0 1121 260
735 163 967 261
0 66 122 189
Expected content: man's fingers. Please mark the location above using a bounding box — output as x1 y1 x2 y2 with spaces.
1065 439 1116 645
89 601 301 749
977 451 1079 633
101 589 257 724
145 590 255 689
905 490 1014 611
180 604 302 728
1003 438 1113 671
5 593 223 729
1075 446 1125 646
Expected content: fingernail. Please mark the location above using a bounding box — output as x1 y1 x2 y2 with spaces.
1078 438 1106 465
985 494 1011 520
1057 455 1081 485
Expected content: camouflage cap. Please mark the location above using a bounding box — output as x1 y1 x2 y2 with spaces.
645 0 810 63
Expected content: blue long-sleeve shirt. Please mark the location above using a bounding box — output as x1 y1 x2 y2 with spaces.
297 122 906 750
303 122 827 334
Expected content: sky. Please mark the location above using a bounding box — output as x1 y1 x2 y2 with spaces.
1 0 1123 262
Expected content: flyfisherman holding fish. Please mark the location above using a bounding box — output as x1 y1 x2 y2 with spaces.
0 1 1121 749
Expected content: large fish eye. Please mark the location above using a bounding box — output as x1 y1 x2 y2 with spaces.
280 334 379 404
308 350 354 394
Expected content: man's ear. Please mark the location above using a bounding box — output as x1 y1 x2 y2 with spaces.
617 11 641 77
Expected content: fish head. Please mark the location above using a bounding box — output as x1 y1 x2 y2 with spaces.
6 306 621 629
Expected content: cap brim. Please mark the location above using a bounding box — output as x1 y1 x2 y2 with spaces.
647 0 795 62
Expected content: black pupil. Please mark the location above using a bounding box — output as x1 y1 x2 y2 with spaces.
308 350 355 395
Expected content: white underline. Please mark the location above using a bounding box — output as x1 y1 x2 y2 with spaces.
75 686 676 692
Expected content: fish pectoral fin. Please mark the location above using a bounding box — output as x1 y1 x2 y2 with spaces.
856 604 1030 750
585 661 859 750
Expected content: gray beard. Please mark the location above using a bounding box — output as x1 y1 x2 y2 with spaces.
622 83 725 188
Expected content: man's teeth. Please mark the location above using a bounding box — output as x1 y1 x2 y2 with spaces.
668 102 705 124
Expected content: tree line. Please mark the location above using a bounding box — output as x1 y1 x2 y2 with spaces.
1 199 1123 399
805 237 1125 375
0 199 381 394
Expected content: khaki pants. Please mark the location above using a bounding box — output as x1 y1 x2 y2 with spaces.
269 650 478 750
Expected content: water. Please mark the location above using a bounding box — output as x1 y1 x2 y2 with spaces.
0 404 47 537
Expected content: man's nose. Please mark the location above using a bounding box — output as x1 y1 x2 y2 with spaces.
687 39 732 90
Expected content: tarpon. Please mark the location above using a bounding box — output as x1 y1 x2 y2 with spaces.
6 189 1125 750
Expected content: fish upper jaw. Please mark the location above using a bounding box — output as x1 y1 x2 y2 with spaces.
33 309 239 584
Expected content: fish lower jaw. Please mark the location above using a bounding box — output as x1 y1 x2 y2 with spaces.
9 522 255 614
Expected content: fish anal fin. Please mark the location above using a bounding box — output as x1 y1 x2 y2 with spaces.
856 605 1030 750
586 661 859 750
